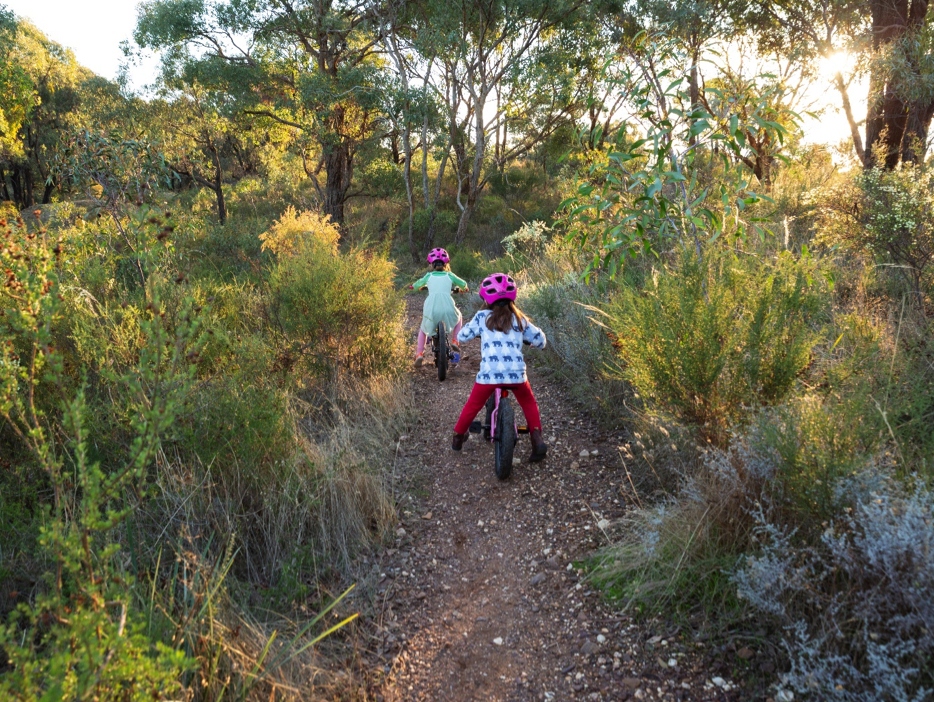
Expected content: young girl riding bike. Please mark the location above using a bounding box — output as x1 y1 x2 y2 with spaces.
451 273 548 462
410 248 469 367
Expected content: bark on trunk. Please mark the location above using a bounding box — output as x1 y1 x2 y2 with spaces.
755 153 772 190
10 166 23 208
834 72 866 164
322 107 353 226
454 194 477 245
454 90 488 245
900 100 934 163
213 166 226 226
22 164 34 208
0 168 9 202
688 47 700 148
865 0 910 168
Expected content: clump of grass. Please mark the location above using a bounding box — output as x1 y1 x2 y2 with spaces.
520 241 634 425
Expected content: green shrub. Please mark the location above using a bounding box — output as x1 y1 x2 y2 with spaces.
448 248 501 284
0 218 199 700
607 249 828 441
520 242 632 421
267 242 404 381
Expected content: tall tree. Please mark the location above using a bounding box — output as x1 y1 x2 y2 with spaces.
753 0 934 167
0 6 33 169
135 0 387 227
410 0 588 244
0 14 92 208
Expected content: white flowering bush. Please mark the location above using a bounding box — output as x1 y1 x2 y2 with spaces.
812 164 934 297
502 219 551 257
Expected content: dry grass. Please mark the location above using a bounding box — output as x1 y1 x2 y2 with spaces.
151 374 413 583
127 373 414 700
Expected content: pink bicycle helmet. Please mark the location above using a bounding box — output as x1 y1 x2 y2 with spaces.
479 272 517 304
427 247 450 265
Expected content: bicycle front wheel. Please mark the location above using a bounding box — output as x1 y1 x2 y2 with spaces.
494 396 516 480
436 321 448 381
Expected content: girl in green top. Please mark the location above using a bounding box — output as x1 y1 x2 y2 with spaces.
410 247 469 367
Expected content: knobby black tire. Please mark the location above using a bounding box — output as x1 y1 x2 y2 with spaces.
494 397 516 480
437 321 448 381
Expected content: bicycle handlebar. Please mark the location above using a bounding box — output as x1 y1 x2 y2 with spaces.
408 285 469 292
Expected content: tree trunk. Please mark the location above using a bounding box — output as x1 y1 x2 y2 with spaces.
23 164 34 208
834 72 866 164
10 165 23 208
389 131 402 165
454 89 488 245
0 167 9 202
755 152 772 190
865 0 910 169
323 146 351 225
213 169 227 225
900 99 934 163
899 0 932 163
454 192 478 245
452 138 469 197
42 179 54 205
321 105 353 227
688 45 700 147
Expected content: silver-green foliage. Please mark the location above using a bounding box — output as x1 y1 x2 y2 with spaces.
735 469 934 702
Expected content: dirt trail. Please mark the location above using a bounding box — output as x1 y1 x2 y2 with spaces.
365 297 741 702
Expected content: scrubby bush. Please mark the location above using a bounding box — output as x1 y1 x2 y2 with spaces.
591 426 771 620
812 164 934 299
521 241 632 420
606 249 828 441
448 247 501 283
267 240 404 380
0 190 412 698
735 469 934 702
503 219 551 258
0 216 198 700
259 206 340 258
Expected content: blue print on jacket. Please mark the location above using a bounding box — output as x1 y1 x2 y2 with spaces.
455 310 547 386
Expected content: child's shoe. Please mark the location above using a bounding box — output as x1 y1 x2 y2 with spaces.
414 353 424 368
451 343 468 361
529 429 548 462
452 432 469 451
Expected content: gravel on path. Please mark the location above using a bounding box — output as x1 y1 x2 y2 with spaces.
359 296 745 702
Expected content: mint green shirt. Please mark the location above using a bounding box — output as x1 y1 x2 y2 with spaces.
412 271 467 335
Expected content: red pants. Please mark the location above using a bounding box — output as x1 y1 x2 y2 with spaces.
454 381 542 435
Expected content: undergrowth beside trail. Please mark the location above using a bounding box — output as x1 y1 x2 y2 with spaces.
0 185 414 700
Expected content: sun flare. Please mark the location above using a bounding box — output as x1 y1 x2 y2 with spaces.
819 51 852 81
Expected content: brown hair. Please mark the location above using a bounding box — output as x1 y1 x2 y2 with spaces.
484 299 528 333
430 260 450 271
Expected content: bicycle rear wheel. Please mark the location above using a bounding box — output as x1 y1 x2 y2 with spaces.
436 321 448 381
493 397 516 480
